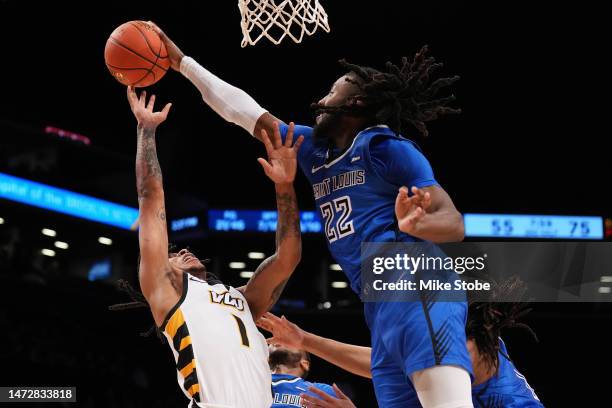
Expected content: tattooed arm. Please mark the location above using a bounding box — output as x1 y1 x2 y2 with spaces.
127 86 178 327
242 122 304 320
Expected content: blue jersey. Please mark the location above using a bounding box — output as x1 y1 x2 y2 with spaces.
472 339 544 407
281 124 438 294
271 374 336 407
281 124 473 407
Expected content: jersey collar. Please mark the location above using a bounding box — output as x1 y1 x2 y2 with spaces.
271 373 301 382
313 125 393 173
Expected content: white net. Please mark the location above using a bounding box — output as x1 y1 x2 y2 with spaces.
238 0 330 47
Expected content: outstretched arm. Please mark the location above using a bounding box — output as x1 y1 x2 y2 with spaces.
241 123 303 319
149 22 282 141
127 86 178 327
257 312 372 379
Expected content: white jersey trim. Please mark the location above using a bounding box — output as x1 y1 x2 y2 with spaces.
271 376 302 386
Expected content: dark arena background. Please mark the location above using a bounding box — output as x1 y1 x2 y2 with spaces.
0 1 609 407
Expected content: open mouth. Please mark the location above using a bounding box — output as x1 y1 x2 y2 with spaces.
183 254 197 264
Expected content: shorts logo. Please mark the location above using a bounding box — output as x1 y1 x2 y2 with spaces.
209 291 245 311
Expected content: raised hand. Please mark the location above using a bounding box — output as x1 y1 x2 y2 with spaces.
256 312 305 349
127 86 172 129
301 384 357 408
257 122 304 185
395 186 431 234
147 21 185 71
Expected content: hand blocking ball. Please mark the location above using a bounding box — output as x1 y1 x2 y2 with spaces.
105 21 170 87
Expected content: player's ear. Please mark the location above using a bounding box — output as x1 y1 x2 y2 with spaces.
300 359 310 377
347 95 365 107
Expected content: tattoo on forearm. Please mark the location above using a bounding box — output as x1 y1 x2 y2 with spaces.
251 256 273 280
275 190 301 247
249 257 289 310
270 279 288 306
136 126 163 198
246 187 300 315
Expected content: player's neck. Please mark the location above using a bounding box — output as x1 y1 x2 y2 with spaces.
330 128 358 150
330 120 369 149
173 265 206 281
272 366 303 378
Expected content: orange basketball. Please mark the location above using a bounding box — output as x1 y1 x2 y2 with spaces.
104 21 170 88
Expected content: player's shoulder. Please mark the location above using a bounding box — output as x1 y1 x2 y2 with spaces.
357 125 421 149
365 132 423 160
309 382 336 397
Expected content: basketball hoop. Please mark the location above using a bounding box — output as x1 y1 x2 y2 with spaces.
238 0 330 47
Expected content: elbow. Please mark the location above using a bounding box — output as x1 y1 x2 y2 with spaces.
432 210 464 243
294 249 302 268
454 212 465 242
137 181 164 200
277 245 302 272
286 248 302 270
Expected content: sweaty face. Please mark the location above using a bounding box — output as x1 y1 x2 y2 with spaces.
312 73 362 139
169 248 206 276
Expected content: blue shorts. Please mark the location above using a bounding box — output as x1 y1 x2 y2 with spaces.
365 300 473 408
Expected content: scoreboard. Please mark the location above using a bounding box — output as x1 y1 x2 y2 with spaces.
208 209 322 233
463 213 603 240
207 210 603 239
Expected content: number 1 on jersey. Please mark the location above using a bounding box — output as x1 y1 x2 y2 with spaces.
232 314 250 347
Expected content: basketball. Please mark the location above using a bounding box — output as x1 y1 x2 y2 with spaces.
104 21 170 87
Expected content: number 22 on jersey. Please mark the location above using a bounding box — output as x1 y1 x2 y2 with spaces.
320 195 355 243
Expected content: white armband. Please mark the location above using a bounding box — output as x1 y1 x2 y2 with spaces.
180 56 268 136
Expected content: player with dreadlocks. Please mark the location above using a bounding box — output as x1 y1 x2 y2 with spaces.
120 85 304 408
466 277 543 407
257 277 543 407
153 22 472 407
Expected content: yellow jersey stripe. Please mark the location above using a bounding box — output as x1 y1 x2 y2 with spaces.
179 359 196 378
187 383 200 397
165 309 185 339
179 335 192 351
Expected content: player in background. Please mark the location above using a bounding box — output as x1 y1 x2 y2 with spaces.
257 278 544 408
125 86 304 408
152 23 472 407
268 343 356 408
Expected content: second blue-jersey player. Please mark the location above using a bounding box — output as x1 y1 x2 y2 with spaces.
272 374 337 407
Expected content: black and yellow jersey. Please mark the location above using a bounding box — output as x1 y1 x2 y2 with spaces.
160 273 272 408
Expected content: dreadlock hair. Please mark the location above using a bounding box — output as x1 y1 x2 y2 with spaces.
108 244 213 343
311 45 460 137
108 279 166 342
466 275 538 373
